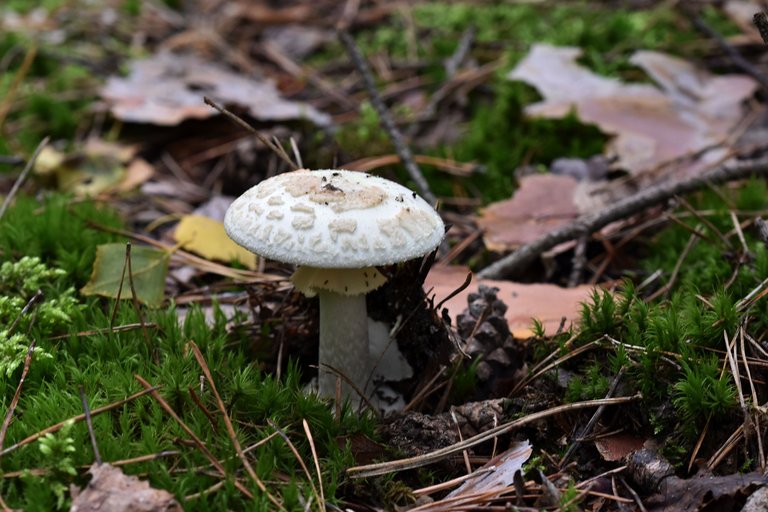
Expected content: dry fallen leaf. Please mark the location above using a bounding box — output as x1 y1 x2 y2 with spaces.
477 173 579 252
425 264 595 337
415 441 532 511
509 44 757 175
101 51 330 126
70 463 181 512
33 138 148 196
593 433 647 462
173 214 258 269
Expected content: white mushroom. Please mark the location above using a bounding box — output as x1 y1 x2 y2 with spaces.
224 169 445 402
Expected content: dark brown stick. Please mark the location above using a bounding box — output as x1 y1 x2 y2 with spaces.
477 154 768 280
681 6 768 95
338 29 437 205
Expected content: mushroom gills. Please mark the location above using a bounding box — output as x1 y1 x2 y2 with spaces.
291 266 387 297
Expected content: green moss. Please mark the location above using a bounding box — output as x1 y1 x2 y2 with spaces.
568 178 768 451
0 195 377 510
0 195 123 285
329 2 726 201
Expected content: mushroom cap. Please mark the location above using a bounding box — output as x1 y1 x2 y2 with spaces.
224 169 445 268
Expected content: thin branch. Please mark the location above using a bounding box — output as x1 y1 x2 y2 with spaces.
338 29 437 205
477 154 768 280
681 5 768 94
347 394 640 477
559 367 626 467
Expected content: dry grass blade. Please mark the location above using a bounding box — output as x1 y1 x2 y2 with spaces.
187 341 285 510
0 386 157 457
347 395 640 478
0 45 36 129
267 420 321 509
47 322 158 341
302 419 325 511
1 450 180 479
0 136 49 221
559 366 626 467
511 338 597 395
134 374 255 500
0 341 36 451
342 154 477 176
740 325 765 471
79 385 102 464
203 96 298 171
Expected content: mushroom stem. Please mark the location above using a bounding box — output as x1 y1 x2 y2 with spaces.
317 290 370 400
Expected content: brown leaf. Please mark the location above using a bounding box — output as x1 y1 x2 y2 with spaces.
476 173 579 252
70 463 181 512
424 264 595 337
416 441 532 511
593 433 647 462
101 52 330 126
509 44 757 175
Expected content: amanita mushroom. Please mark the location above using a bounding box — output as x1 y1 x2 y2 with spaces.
224 169 444 401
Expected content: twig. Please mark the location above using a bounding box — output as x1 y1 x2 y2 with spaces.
338 29 437 205
0 137 49 221
477 154 768 279
567 235 588 287
347 394 640 477
203 96 298 171
445 26 476 77
79 386 102 465
0 341 36 452
6 290 42 337
0 386 157 457
559 367 626 467
681 5 768 94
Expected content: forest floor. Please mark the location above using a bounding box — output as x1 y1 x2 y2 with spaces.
2 1 768 510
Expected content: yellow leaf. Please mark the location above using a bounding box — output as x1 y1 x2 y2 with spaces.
174 215 257 269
